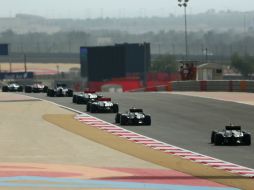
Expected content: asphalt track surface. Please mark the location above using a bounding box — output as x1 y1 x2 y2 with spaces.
24 92 254 169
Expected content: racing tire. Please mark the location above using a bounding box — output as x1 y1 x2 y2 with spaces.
243 134 251 146
43 86 48 93
18 86 23 92
47 89 55 97
77 97 86 104
25 86 32 93
76 97 81 104
67 90 73 97
56 89 62 97
113 104 119 113
32 88 40 93
90 104 97 113
51 90 56 97
2 86 8 92
214 134 224 145
72 95 77 103
211 131 217 144
120 115 128 125
86 103 91 112
84 99 89 105
115 113 121 123
144 115 151 125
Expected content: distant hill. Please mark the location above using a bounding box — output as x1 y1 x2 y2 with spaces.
0 10 254 34
1 11 254 57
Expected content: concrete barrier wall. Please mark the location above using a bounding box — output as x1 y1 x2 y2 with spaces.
166 80 254 93
172 81 200 91
126 80 254 93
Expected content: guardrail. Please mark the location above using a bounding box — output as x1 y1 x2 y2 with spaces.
166 80 254 92
128 80 254 93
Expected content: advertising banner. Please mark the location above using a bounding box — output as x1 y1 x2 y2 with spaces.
0 72 33 79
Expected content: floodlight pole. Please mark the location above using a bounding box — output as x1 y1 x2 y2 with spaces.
178 0 189 61
24 54 27 73
8 44 12 72
143 42 147 88
9 57 12 72
184 5 188 60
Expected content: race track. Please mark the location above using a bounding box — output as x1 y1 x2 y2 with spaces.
25 92 254 169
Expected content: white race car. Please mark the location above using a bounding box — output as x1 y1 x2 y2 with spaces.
211 124 251 145
73 90 102 104
47 84 73 97
115 108 151 126
24 83 48 93
2 83 23 92
86 98 119 113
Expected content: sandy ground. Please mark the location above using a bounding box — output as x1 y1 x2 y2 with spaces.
0 92 162 168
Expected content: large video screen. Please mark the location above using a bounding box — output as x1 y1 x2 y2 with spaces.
80 43 150 82
0 44 8 56
80 47 88 78
87 46 125 81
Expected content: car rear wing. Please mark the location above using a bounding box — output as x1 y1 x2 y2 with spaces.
130 108 143 113
84 90 96 94
225 126 241 130
56 84 67 88
98 98 111 101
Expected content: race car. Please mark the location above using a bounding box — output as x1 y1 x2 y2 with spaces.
47 83 73 97
24 83 48 93
211 124 251 145
2 83 23 92
115 108 151 126
86 97 118 113
72 90 102 104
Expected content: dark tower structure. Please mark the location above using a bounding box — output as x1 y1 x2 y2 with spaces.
80 43 150 85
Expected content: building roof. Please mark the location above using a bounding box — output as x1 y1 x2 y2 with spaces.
197 63 222 69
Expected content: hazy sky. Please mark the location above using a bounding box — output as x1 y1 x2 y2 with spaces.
2 0 254 19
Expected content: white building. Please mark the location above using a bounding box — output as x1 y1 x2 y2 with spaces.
197 63 223 80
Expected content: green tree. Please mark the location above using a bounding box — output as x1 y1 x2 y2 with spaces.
231 53 254 77
150 54 177 73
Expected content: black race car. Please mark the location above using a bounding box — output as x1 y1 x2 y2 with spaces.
211 125 251 145
2 83 23 92
47 84 73 97
72 90 102 104
115 108 151 126
86 98 118 113
24 83 48 93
